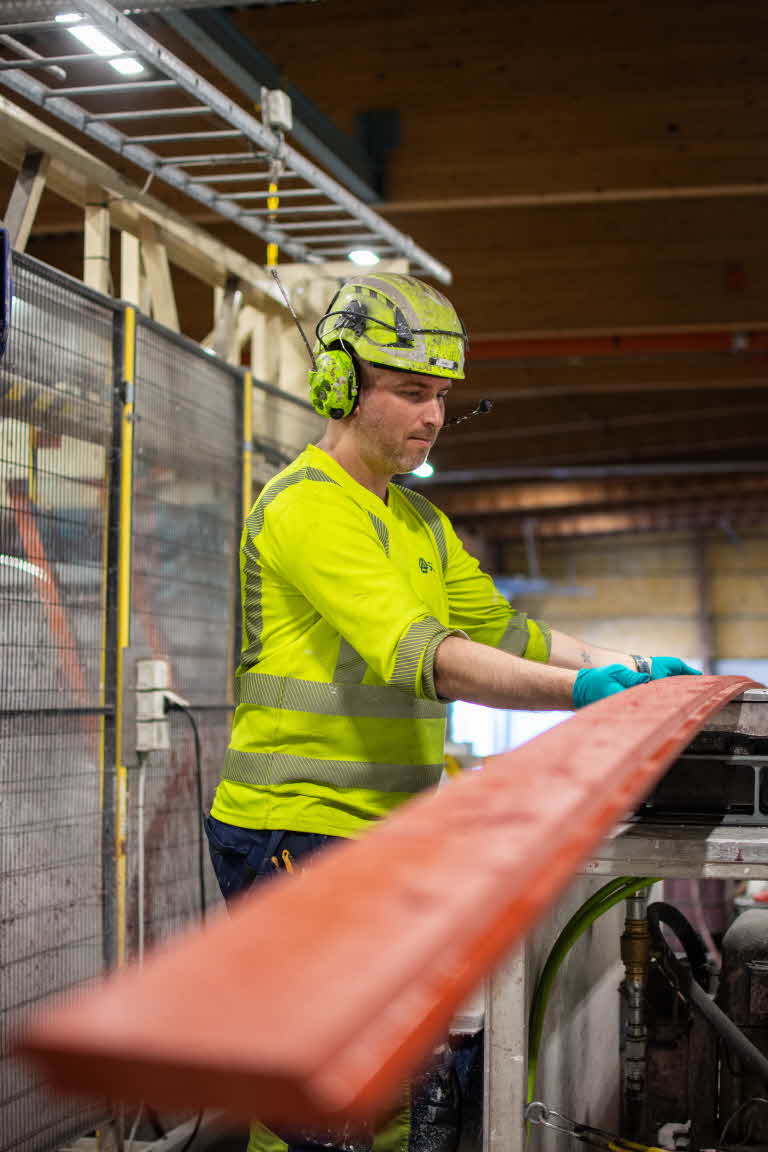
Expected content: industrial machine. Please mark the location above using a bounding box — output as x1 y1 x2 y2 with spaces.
629 689 768 1150
634 688 768 826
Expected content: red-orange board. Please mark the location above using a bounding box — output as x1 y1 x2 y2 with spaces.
18 676 755 1131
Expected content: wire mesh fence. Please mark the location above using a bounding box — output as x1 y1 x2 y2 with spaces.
0 254 115 1152
127 321 242 950
251 379 321 489
0 249 319 1152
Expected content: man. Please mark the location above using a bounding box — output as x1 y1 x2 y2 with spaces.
205 273 698 1152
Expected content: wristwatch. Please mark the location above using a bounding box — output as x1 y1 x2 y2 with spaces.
631 654 652 676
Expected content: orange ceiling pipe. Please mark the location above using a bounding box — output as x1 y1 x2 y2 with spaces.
17 676 756 1132
470 331 768 360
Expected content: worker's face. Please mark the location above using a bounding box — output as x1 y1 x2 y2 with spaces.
354 366 451 476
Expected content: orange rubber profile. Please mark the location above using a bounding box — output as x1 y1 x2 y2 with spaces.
17 675 756 1131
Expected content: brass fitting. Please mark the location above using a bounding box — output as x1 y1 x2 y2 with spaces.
621 917 651 983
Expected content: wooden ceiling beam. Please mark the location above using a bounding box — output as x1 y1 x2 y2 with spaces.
461 498 768 540
381 183 768 214
431 427 768 470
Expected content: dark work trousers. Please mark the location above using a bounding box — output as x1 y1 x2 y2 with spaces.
204 815 462 1152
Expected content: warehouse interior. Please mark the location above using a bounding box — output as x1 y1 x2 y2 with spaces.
1 3 768 1152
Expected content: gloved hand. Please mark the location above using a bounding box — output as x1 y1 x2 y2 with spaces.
650 657 702 679
572 664 650 709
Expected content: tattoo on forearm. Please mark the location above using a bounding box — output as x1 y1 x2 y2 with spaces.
580 649 593 667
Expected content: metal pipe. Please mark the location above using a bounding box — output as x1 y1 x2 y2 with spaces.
158 150 267 165
127 129 241 143
0 20 69 32
0 33 66 78
308 234 383 245
48 79 176 95
279 219 378 232
309 244 399 256
222 188 329 201
621 888 651 1134
0 51 136 69
90 105 210 121
242 205 347 216
187 170 294 184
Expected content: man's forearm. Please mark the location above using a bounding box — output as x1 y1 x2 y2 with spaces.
548 628 638 671
434 634 576 710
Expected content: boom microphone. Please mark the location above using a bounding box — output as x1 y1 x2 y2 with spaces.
444 398 493 428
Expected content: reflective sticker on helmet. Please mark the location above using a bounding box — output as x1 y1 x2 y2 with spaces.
430 356 458 370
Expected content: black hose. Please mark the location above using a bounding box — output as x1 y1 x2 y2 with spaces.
647 901 710 987
648 903 768 1090
167 702 206 922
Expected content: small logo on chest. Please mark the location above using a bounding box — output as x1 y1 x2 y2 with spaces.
419 557 434 573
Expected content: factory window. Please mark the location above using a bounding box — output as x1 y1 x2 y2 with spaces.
449 701 571 758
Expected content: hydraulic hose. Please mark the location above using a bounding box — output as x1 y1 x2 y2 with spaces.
647 903 768 1090
527 877 659 1103
646 901 709 987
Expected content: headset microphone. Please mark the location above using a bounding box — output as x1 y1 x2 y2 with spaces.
444 398 493 428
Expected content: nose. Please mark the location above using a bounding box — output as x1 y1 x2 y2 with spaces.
422 395 444 431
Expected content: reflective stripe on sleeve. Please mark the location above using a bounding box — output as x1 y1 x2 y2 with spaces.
497 615 531 656
389 616 456 697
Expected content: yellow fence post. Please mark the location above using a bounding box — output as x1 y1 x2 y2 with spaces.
115 306 136 965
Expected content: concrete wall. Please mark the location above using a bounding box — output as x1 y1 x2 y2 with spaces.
485 876 630 1152
500 531 768 666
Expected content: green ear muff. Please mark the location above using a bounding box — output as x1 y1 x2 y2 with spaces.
308 349 359 420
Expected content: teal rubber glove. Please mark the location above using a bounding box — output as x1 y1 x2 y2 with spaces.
572 664 650 709
650 657 702 679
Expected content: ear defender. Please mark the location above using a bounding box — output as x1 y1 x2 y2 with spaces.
308 349 359 420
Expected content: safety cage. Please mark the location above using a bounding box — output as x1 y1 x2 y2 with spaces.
0 249 313 1152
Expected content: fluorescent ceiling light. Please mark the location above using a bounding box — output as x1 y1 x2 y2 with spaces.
411 461 434 479
66 23 120 54
54 12 82 23
110 57 144 75
62 21 145 75
348 249 380 267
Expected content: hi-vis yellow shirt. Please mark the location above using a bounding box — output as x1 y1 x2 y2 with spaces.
211 443 551 838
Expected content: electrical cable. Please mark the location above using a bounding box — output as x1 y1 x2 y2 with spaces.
527 877 659 1104
164 694 206 921
647 903 768 1090
175 1111 203 1152
161 693 207 1151
646 902 710 987
525 1101 664 1152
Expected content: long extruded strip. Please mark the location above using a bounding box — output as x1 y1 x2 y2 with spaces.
18 675 755 1130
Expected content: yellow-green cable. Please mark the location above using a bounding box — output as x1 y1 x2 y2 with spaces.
527 877 659 1104
115 306 136 966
